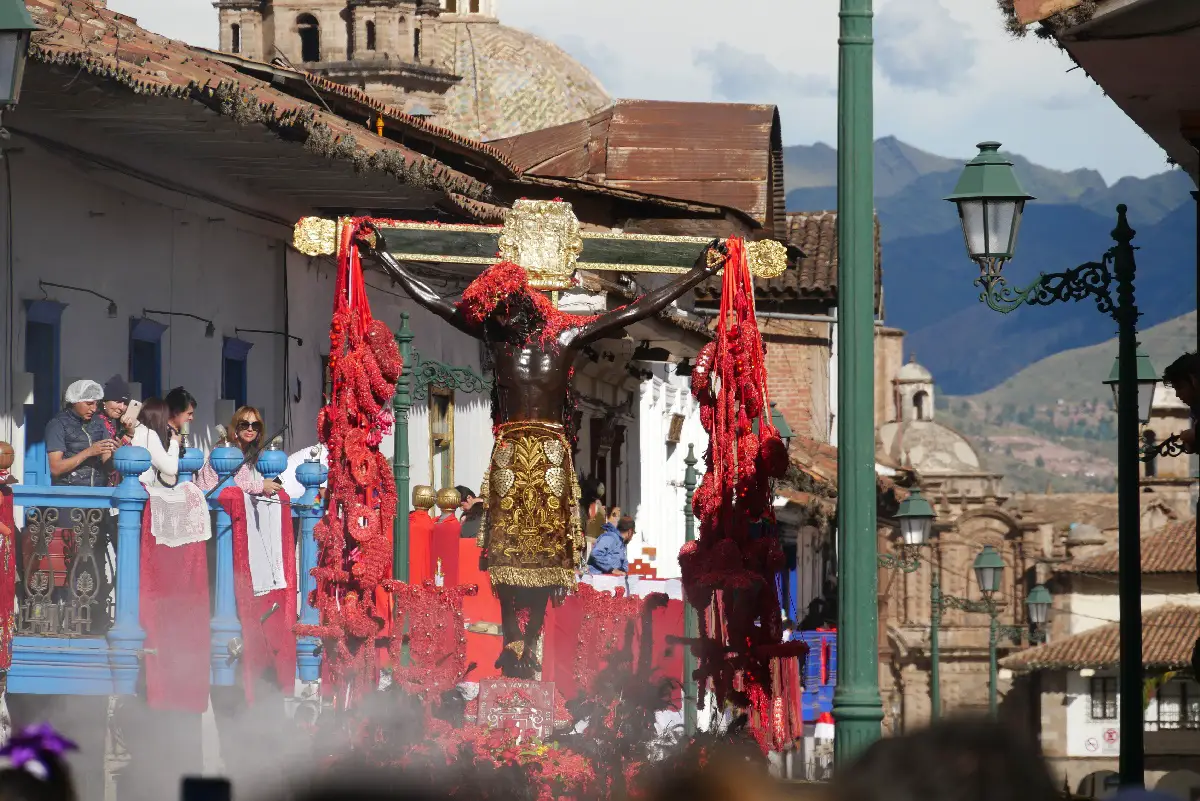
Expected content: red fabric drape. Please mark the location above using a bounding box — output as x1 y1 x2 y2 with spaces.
408 511 434 585
429 514 460 583
140 502 211 712
220 487 298 703
541 592 685 703
0 487 16 670
458 537 501 681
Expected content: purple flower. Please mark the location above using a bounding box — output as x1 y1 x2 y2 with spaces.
0 723 78 771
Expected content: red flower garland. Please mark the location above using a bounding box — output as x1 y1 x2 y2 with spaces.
296 218 401 707
384 579 476 700
573 584 643 695
678 238 792 736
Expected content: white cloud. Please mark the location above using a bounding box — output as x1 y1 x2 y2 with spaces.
876 0 977 92
106 0 1170 182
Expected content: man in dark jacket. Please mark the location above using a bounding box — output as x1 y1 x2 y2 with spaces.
456 485 483 541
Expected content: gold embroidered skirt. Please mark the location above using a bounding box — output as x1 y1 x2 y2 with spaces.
477 421 582 590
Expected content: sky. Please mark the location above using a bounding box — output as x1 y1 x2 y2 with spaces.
107 0 1170 184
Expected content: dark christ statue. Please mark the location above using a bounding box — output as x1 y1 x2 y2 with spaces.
363 225 725 677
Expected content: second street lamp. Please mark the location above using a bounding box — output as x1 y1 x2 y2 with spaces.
946 143 1146 787
1105 350 1159 426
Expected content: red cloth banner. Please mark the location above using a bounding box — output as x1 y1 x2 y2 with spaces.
0 487 16 670
140 504 210 713
220 487 298 703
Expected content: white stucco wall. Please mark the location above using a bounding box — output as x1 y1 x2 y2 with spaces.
629 372 707 578
0 143 289 479
1065 576 1200 635
1065 671 1123 758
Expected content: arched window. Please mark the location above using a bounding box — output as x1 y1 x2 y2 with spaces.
365 20 376 51
230 23 241 54
913 390 929 421
297 14 321 63
1144 430 1158 478
413 28 422 61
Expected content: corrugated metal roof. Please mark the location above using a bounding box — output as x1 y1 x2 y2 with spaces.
490 100 786 236
1002 605 1200 672
1058 518 1197 575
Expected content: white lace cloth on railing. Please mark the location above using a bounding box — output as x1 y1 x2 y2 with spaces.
146 483 213 548
243 492 287 596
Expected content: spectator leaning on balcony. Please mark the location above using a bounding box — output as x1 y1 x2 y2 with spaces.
45 380 117 487
1161 352 1200 452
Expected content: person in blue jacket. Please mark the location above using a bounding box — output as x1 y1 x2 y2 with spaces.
588 515 635 576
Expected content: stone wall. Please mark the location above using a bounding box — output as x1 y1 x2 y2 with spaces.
875 326 905 428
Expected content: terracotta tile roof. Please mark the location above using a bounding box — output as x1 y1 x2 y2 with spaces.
1058 518 1196 575
1009 492 1121 532
24 0 497 210
490 100 786 235
694 211 882 306
1001 605 1200 672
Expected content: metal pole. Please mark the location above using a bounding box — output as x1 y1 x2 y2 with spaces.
834 0 882 764
393 312 414 582
1112 208 1144 787
988 609 998 718
683 443 699 735
929 564 941 722
1192 190 1198 596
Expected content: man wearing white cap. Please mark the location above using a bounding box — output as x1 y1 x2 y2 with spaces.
45 379 118 487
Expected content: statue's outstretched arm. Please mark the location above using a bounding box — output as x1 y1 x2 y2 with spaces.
361 228 477 337
572 240 725 348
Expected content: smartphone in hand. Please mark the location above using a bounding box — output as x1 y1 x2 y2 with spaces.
181 777 231 801
121 399 143 429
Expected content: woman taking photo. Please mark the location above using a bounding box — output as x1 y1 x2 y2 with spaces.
196 406 281 496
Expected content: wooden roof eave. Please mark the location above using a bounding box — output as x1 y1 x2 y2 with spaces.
15 65 491 222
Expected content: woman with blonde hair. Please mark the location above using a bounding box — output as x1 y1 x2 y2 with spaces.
195 406 281 496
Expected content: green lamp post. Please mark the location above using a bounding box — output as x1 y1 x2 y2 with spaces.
947 143 1147 787
834 0 881 763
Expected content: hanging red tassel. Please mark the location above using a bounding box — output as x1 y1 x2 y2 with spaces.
679 238 798 743
296 219 401 708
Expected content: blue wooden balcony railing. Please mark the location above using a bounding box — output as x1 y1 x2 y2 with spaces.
7 444 327 696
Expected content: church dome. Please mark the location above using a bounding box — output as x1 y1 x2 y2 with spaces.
896 359 933 383
431 18 613 141
878 420 981 475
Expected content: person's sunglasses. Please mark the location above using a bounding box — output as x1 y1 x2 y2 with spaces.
236 420 263 433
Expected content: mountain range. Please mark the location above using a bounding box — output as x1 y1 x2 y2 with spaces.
783 137 1197 395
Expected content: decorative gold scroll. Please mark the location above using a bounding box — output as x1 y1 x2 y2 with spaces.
292 199 789 290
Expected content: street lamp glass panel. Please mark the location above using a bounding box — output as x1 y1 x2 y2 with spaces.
895 488 935 547
973 545 1005 597
1026 584 1052 625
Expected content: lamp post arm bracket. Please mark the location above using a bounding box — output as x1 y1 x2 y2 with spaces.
877 547 922 574
938 595 992 615
1142 433 1187 463
977 255 1115 319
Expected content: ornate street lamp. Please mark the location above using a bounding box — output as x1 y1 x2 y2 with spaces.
0 0 35 119
1026 584 1052 627
895 487 934 547
878 487 949 720
1105 350 1159 425
946 144 1145 783
945 142 1034 276
973 545 1005 598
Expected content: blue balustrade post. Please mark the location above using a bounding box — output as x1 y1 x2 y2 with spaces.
294 456 327 682
208 447 244 685
106 446 151 694
178 447 204 484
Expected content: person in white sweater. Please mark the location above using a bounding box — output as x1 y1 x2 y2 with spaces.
131 398 181 488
